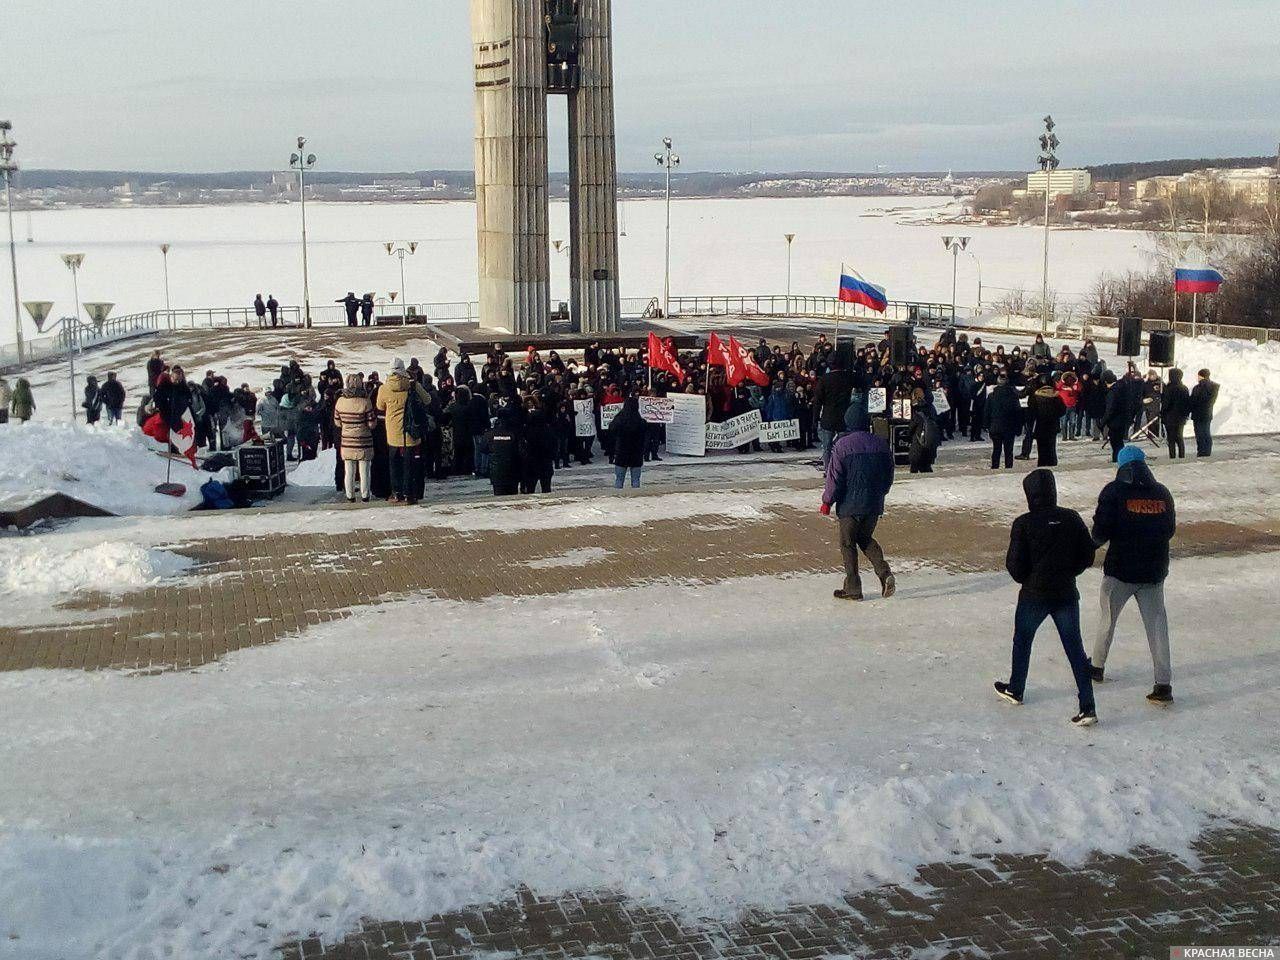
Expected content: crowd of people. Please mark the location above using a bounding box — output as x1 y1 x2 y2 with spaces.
9 325 1220 509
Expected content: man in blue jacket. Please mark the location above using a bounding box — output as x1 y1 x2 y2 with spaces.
1089 445 1177 704
821 406 897 601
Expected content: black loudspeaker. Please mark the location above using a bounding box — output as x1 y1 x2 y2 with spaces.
1118 315 1143 357
889 326 912 366
834 340 857 370
1149 330 1176 367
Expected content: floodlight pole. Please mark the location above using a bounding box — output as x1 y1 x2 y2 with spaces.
655 138 680 319
291 138 316 328
62 254 85 419
785 233 796 308
1037 116 1060 335
1 121 22 364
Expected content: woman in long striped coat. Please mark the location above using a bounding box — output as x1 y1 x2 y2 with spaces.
333 374 377 503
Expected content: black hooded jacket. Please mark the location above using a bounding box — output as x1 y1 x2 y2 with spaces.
1006 469 1097 602
1092 459 1176 584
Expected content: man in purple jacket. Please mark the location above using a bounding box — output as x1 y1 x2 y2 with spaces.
821 406 897 601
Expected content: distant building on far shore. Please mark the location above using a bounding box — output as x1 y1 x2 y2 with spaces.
1026 169 1092 198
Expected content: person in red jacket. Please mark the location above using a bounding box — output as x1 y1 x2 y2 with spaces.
1055 372 1082 441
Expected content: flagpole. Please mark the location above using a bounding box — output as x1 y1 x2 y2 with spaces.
1192 291 1198 338
834 263 843 347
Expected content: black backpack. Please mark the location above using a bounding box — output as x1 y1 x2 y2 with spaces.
402 387 435 442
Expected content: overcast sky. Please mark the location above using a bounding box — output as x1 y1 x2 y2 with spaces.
4 0 1278 174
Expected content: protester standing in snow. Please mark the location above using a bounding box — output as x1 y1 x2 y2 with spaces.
253 294 267 327
1089 446 1177 705
0 376 10 424
1161 368 1192 460
81 376 103 425
376 359 433 504
814 351 855 467
334 374 377 503
100 372 126 425
984 372 1023 469
337 292 360 327
1190 369 1219 458
146 351 164 397
608 395 648 490
9 378 34 422
994 469 1098 726
266 294 280 327
820 406 897 602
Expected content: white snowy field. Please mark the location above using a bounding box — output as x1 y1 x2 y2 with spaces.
2 197 1157 343
0 532 1277 958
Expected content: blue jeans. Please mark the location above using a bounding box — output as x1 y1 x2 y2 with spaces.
819 428 837 467
614 465 642 489
1008 596 1095 713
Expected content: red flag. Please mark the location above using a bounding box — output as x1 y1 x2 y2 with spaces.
646 332 686 384
729 335 771 387
141 412 169 445
707 332 745 387
170 408 198 468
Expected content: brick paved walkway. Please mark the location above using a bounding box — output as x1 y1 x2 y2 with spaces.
3 487 1276 674
279 824 1280 960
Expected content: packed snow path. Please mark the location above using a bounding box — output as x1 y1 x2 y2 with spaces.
0 436 1277 959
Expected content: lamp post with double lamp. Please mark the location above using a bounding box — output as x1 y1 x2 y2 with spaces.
942 236 970 323
1 120 23 364
290 138 316 328
385 242 418 325
654 137 680 319
1037 115 1060 333
784 233 796 309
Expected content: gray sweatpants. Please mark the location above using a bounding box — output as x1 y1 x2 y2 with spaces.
1092 576 1172 685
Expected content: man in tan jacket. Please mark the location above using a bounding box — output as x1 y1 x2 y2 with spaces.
376 358 433 504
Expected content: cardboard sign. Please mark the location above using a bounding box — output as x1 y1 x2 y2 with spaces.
639 396 675 424
599 403 622 431
892 399 912 421
932 389 950 414
705 409 762 451
574 398 597 437
867 388 888 415
666 393 708 457
761 419 801 443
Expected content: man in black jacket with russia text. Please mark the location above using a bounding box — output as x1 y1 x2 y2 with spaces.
995 469 1099 727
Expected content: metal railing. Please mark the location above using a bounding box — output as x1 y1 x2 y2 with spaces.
0 311 164 373
667 295 973 326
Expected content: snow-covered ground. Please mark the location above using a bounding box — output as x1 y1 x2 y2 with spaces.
3 197 1157 344
0 552 1276 959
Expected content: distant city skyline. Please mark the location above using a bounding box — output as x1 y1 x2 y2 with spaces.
4 0 1278 174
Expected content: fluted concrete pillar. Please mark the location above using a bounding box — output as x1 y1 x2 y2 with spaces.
472 0 550 335
568 0 621 333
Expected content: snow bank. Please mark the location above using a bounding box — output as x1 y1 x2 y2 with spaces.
1174 335 1280 436
0 540 193 627
0 421 202 517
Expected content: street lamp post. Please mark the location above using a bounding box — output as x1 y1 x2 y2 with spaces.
1037 115 1061 334
654 137 680 319
290 138 317 328
942 236 970 322
784 233 796 308
61 254 85 418
968 251 983 309
1 120 23 364
159 243 172 324
385 242 418 325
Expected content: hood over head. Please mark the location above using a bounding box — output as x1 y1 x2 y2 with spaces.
1023 468 1058 512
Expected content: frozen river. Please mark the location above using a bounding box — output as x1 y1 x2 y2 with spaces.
2 197 1157 345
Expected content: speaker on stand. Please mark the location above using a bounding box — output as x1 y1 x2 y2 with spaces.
1148 329 1176 368
889 325 912 367
1117 315 1143 357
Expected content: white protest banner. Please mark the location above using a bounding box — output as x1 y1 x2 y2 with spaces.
705 409 762 451
892 398 912 421
599 403 623 432
639 396 675 424
666 393 707 457
932 389 950 414
574 398 597 437
867 388 888 415
761 419 801 443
